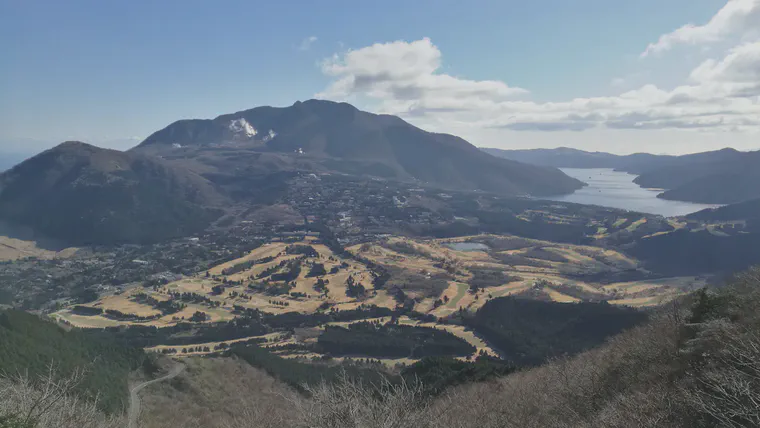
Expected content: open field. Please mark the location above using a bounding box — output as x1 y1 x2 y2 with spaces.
0 236 77 261
55 235 695 363
146 332 285 356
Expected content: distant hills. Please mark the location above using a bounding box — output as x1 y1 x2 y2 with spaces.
0 102 587 246
0 141 223 245
484 146 759 204
134 99 583 197
689 198 760 234
482 147 666 172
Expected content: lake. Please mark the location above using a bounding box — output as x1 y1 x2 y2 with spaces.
543 168 722 217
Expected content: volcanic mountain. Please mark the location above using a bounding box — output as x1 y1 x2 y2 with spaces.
133 99 584 197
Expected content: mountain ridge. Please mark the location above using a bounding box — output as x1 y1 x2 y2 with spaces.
0 141 224 245
133 99 584 197
483 146 758 204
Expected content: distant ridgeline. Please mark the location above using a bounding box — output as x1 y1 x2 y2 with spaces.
0 101 587 246
484 146 760 204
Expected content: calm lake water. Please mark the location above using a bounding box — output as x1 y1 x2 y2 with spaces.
445 242 490 252
543 168 722 217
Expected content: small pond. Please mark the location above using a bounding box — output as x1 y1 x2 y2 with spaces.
445 242 490 252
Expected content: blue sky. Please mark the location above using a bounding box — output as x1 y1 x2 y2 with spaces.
2 0 759 155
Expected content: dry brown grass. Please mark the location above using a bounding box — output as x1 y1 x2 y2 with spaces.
115 274 760 427
136 357 301 428
0 236 77 261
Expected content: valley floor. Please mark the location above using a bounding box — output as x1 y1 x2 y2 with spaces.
52 234 702 365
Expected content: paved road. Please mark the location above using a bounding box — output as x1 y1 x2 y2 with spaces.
128 363 185 428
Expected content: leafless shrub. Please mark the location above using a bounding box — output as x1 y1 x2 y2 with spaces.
292 372 440 428
0 363 122 428
137 357 300 428
423 308 688 428
681 320 760 427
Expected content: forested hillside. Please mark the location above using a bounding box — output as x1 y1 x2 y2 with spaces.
131 269 760 427
0 310 147 413
0 142 223 245
464 298 647 365
4 267 760 427
629 229 760 276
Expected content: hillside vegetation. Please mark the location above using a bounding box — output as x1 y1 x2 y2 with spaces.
630 229 760 276
227 267 760 428
4 267 760 427
0 141 223 246
463 297 646 365
0 310 147 414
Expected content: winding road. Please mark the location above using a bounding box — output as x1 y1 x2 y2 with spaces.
128 363 185 428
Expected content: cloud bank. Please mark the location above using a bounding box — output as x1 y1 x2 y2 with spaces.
317 38 760 134
315 2 760 152
641 0 760 57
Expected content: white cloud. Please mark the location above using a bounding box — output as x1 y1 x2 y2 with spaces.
641 0 760 57
299 36 318 51
317 38 527 104
690 42 760 85
316 38 760 141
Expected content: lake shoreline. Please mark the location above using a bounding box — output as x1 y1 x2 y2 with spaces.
543 168 722 217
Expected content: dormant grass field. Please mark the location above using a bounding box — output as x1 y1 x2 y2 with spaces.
55 234 696 362
0 236 77 261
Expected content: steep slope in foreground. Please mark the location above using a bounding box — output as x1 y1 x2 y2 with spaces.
0 141 224 246
134 99 583 196
0 310 147 413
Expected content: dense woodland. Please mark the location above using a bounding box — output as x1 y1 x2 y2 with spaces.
401 356 516 395
316 322 475 358
630 229 760 276
80 305 398 349
463 297 648 365
0 310 147 413
228 345 391 393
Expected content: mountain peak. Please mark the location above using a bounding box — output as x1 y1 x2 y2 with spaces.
133 100 583 197
54 140 101 152
0 143 223 245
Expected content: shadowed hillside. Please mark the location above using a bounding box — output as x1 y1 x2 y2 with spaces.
0 141 224 246
0 310 147 413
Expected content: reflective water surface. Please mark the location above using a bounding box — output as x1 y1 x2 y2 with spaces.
543 168 722 217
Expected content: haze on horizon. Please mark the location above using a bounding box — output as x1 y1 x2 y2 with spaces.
2 0 760 156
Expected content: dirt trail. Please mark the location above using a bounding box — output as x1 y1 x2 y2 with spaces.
128 363 185 428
